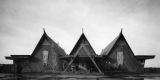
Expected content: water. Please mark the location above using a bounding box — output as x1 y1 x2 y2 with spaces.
0 73 160 80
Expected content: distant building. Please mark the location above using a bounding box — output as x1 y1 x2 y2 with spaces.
5 29 155 73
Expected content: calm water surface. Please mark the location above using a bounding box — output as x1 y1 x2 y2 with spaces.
0 73 160 80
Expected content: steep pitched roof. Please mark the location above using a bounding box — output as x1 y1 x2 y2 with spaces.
64 33 102 73
101 30 156 60
100 34 120 56
100 30 133 56
31 30 66 56
70 33 97 56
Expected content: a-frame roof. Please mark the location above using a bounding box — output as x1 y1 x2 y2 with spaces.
64 33 102 73
31 29 66 57
101 30 156 60
100 30 134 56
6 29 66 60
70 33 97 56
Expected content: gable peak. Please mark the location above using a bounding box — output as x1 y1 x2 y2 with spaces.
43 28 47 34
43 28 49 37
120 28 123 34
82 28 84 34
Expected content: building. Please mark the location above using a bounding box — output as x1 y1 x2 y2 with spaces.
6 30 66 73
5 29 155 73
62 33 102 73
100 29 155 73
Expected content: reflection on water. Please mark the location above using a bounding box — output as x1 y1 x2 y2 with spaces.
0 73 160 80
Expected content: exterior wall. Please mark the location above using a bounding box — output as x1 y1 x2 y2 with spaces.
0 64 16 73
65 41 99 73
14 60 31 73
64 34 100 73
137 59 145 68
15 39 65 73
29 45 62 72
104 38 143 72
77 47 88 57
12 47 64 73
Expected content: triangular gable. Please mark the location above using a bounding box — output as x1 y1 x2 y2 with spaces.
100 31 143 72
70 33 96 56
101 31 135 57
31 30 66 57
64 33 102 73
41 39 50 45
64 44 102 73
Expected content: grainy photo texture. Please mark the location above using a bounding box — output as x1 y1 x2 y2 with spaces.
0 0 160 80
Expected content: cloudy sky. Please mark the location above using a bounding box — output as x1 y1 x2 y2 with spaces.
0 0 160 67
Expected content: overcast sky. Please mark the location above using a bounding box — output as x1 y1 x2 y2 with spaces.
0 0 160 67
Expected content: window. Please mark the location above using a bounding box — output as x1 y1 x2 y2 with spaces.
117 51 123 66
42 50 49 64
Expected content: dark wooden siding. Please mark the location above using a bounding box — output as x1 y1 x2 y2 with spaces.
105 38 143 72
17 37 65 72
